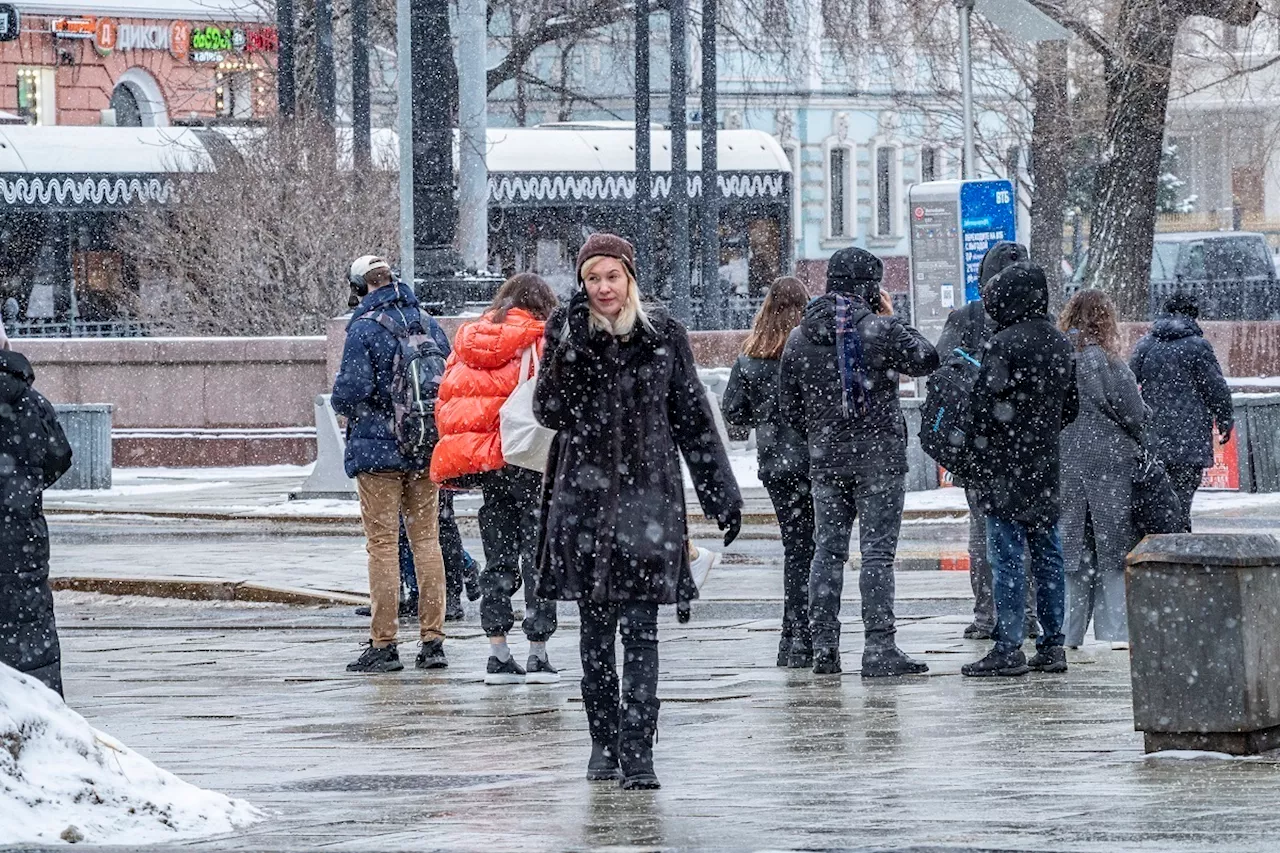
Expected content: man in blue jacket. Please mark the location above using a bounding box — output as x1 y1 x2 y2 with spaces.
332 255 452 673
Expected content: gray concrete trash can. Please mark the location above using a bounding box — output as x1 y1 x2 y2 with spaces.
49 404 113 490
1235 393 1280 493
1127 533 1280 754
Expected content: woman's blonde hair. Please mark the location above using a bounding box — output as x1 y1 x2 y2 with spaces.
580 255 652 337
1059 288 1120 358
744 276 808 359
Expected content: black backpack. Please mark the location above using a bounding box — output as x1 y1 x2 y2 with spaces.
371 311 447 460
920 347 982 481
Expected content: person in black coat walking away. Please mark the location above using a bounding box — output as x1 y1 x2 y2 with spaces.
0 348 73 695
534 233 742 790
936 241 1038 642
1129 293 1233 532
962 262 1078 678
722 276 814 668
779 248 939 677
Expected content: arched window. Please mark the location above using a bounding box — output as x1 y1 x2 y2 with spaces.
112 68 169 127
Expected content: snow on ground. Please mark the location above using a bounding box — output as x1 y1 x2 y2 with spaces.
53 591 296 610
0 665 262 846
113 465 314 482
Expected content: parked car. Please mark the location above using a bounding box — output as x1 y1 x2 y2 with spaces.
1069 232 1280 320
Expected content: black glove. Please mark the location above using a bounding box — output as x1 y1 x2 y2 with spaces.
1220 425 1234 446
718 507 742 547
566 290 595 346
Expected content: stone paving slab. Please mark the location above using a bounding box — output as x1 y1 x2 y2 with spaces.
39 592 1280 853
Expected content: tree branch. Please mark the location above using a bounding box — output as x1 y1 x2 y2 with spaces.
1024 0 1116 64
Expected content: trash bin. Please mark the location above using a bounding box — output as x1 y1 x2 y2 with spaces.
1235 393 1280 493
49 404 112 490
901 397 940 493
1127 533 1280 754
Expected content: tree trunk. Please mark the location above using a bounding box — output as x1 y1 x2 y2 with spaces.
1083 1 1183 320
1029 40 1070 313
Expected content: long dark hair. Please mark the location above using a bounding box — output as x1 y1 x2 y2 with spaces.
1059 288 1120 357
488 273 558 323
744 276 809 359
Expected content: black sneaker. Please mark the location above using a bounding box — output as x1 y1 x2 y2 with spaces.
587 742 621 781
812 648 841 675
677 601 691 624
484 655 526 685
415 640 448 670
861 646 929 678
398 596 418 619
347 642 403 673
1028 646 1068 673
962 647 1030 678
444 593 464 622
354 605 372 617
963 622 993 640
1025 617 1040 639
525 655 561 684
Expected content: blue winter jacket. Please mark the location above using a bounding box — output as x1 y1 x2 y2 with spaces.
331 282 451 478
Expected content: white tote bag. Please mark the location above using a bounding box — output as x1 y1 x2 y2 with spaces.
499 345 556 472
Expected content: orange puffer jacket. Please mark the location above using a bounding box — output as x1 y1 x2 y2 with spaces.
430 308 546 483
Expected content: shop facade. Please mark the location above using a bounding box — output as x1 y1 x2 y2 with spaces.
0 0 276 127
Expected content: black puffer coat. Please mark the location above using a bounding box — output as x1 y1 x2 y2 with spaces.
1129 315 1233 470
721 354 808 480
969 267 1078 528
778 294 938 483
0 350 73 694
533 295 741 604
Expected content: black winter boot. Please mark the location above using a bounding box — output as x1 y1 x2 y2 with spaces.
619 698 661 790
861 645 929 678
776 634 792 667
1027 645 1067 673
587 741 621 781
788 635 813 669
812 648 841 675
443 592 464 622
962 647 1030 677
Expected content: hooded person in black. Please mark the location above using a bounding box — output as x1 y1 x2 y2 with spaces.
1129 293 1233 531
936 241 1038 641
0 349 73 695
962 262 1078 678
779 247 938 677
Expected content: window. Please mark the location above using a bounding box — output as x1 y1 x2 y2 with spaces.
763 0 789 34
1182 242 1207 280
110 85 142 127
829 146 849 239
1222 21 1239 52
782 141 802 244
1005 145 1022 182
16 67 56 125
215 70 253 119
920 146 938 183
1151 242 1180 282
868 0 884 38
875 146 896 238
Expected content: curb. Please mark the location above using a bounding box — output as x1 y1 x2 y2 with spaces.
50 576 367 606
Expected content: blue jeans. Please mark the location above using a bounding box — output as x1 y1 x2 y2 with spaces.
809 475 905 651
987 515 1065 654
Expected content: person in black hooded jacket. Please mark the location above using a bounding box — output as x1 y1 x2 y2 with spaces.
1129 293 1233 532
0 348 73 695
779 247 939 677
962 262 1078 678
935 241 1038 642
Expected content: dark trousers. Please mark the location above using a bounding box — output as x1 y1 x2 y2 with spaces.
809 474 905 652
479 466 557 642
1165 465 1202 533
987 515 1065 655
762 472 815 645
399 491 467 600
578 600 660 749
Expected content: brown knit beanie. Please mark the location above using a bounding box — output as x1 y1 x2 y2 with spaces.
576 233 636 283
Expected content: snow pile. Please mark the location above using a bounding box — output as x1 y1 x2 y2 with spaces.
0 664 262 846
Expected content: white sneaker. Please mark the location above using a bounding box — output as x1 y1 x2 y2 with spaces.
1110 641 1130 651
690 546 722 589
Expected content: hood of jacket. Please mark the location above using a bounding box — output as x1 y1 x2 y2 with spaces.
801 293 871 346
1151 314 1202 342
453 308 546 370
985 264 1049 330
0 349 33 406
347 281 419 327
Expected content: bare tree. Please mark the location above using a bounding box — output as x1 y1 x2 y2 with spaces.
118 121 398 336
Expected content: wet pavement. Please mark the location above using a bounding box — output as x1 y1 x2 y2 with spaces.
31 513 1280 852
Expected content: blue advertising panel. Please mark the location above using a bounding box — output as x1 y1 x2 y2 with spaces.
959 180 1016 303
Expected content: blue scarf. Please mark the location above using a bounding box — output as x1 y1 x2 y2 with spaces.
834 294 869 418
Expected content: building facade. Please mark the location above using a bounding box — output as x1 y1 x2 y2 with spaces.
0 0 276 127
